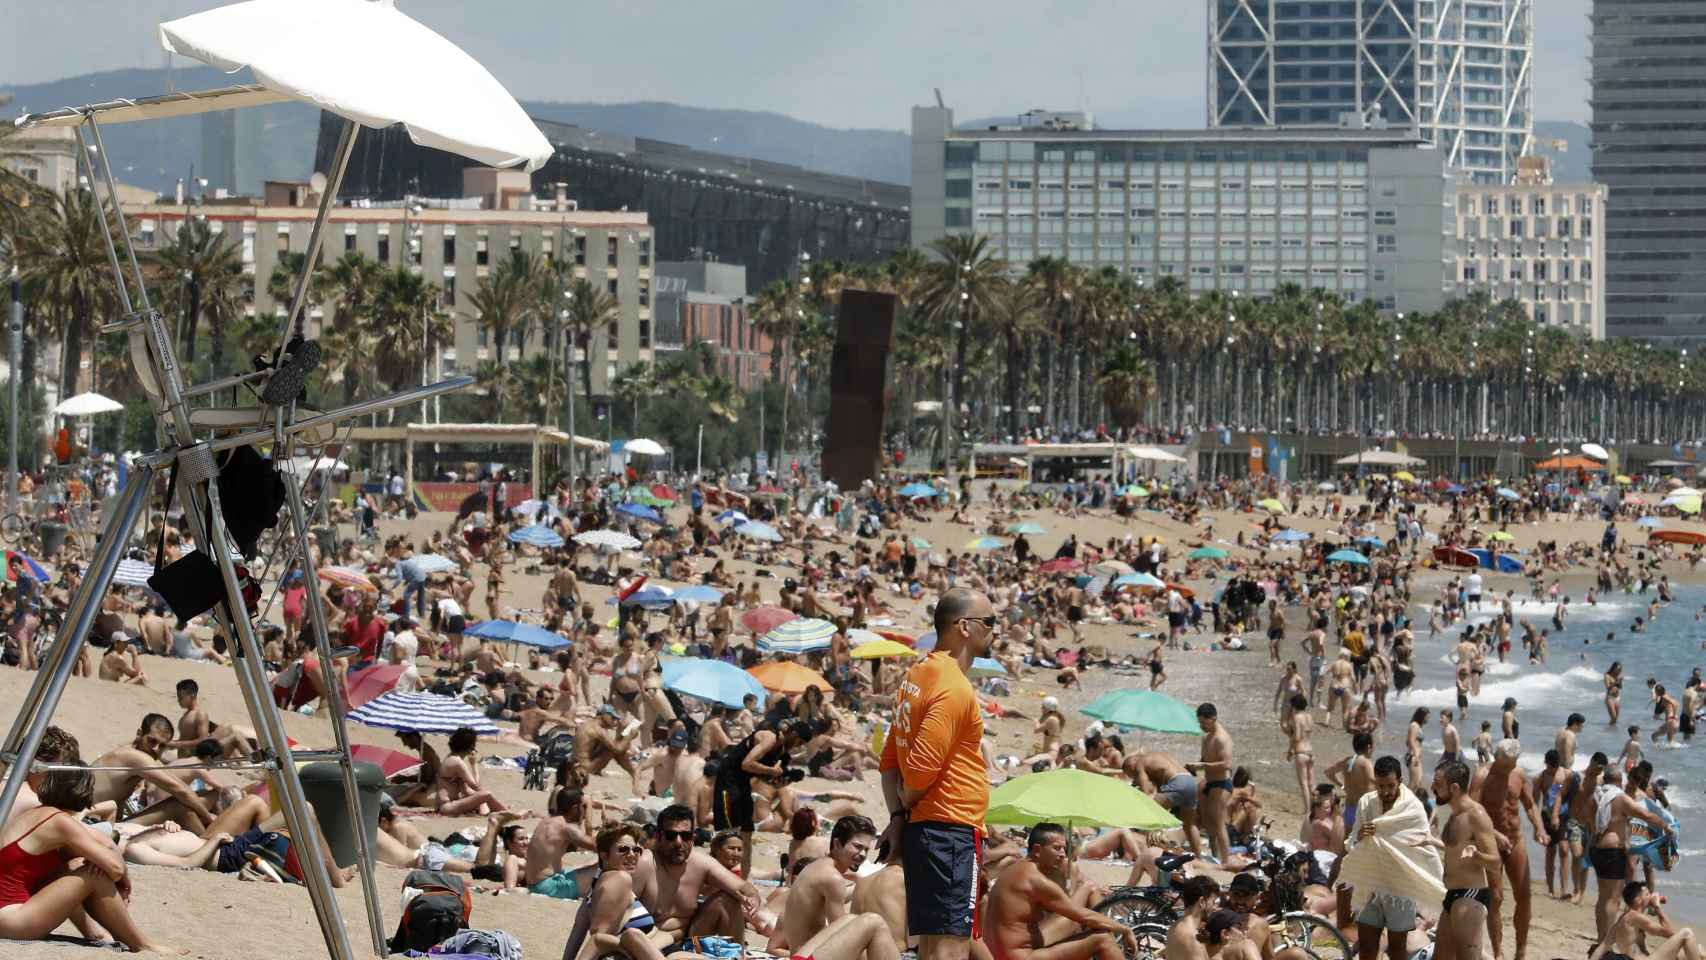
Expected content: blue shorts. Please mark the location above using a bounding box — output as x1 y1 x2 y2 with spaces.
901 821 981 938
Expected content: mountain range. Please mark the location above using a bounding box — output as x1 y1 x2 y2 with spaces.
3 66 1593 198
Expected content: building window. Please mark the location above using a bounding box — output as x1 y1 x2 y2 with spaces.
1509 220 1524 238
443 236 455 263
477 326 488 347
509 234 521 252
574 235 587 266
277 232 290 254
1375 234 1396 254
1532 197 1546 216
639 238 651 267
638 278 649 306
607 236 618 267
344 233 356 252
607 277 618 297
377 237 390 262
442 275 455 307
475 238 488 266
1373 209 1396 226
607 321 618 351
1463 263 1478 282
639 320 650 348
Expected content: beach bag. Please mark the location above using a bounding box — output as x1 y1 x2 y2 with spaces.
433 929 522 960
392 870 472 953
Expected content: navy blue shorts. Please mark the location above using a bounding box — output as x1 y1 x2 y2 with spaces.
901 821 981 938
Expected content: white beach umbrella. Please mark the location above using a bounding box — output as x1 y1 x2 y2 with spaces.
159 0 553 171
574 529 642 551
625 438 666 456
53 392 124 416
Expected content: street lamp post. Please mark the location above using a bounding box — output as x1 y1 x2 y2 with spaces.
7 269 20 512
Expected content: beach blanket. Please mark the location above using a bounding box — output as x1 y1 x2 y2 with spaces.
1337 784 1445 908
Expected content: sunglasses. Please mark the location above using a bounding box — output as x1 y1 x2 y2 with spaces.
659 828 694 842
960 615 997 629
612 845 643 856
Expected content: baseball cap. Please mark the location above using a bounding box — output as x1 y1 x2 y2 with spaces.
1229 873 1265 894
668 730 689 748
597 704 618 718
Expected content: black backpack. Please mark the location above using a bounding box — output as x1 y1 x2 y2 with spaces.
390 870 471 953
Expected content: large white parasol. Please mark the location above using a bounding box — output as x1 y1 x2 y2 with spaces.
158 0 552 171
53 392 125 416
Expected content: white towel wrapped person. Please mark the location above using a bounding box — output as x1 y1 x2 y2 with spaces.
1337 779 1445 922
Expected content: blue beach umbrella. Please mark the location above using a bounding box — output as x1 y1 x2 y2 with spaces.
464 619 570 649
616 502 663 523
734 521 783 542
661 658 767 708
898 483 937 498
1326 549 1370 566
508 525 564 547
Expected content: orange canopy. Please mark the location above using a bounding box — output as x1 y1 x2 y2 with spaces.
747 661 833 695
1535 455 1601 471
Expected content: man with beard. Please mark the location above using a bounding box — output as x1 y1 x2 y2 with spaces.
648 803 761 945
878 588 995 960
90 714 217 830
770 815 877 953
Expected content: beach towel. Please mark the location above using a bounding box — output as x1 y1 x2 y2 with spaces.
1337 784 1445 908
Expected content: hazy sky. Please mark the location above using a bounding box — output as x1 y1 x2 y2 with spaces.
3 0 1593 130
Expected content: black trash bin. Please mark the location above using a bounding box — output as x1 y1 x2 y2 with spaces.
297 761 384 869
38 522 67 558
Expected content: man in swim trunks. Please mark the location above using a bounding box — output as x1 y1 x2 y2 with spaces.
878 587 994 960
648 804 761 946
1471 739 1549 960
1587 766 1673 941
1123 750 1201 857
984 822 1136 960
1431 758 1499 960
527 788 597 899
1325 732 1376 835
1189 702 1235 862
769 814 876 953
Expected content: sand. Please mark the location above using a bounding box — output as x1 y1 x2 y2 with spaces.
0 490 1683 959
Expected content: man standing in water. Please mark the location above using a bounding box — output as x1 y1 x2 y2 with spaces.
1472 740 1549 960
1189 702 1235 862
879 588 993 960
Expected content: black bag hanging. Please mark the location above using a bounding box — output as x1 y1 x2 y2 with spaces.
215 444 286 560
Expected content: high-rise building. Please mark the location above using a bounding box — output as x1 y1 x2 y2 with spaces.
652 261 774 389
911 105 1450 316
1209 0 1533 185
1591 1 1706 343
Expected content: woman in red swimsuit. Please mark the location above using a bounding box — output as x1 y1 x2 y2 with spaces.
0 760 175 953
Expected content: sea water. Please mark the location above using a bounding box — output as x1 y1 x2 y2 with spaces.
1397 588 1706 920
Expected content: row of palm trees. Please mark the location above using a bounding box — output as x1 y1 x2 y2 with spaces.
750 237 1706 456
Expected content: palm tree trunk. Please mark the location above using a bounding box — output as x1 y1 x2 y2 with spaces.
20 307 38 471
63 294 86 400
209 310 225 380
182 279 200 367
1043 329 1057 434
778 339 792 468
1005 330 1022 442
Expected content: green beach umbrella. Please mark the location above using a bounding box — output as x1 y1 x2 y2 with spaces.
1007 522 1047 535
910 536 933 549
987 769 1180 831
1080 689 1202 735
1188 546 1229 560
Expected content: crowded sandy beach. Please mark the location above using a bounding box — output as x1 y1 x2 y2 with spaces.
0 465 1698 960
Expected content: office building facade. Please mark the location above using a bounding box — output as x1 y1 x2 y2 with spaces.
1591 0 1706 342
1209 0 1534 185
1446 158 1606 339
912 106 1449 315
652 261 773 389
123 171 654 399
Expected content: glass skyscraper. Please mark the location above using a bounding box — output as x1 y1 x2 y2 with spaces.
1591 1 1706 343
1209 1 1533 185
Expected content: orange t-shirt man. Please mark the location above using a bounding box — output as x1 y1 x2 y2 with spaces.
879 649 988 939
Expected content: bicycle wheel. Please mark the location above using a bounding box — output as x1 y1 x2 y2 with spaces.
1094 888 1178 928
1123 923 1172 960
0 513 22 545
1270 911 1352 960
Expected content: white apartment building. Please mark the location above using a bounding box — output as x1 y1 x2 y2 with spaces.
123 169 655 398
1446 158 1606 338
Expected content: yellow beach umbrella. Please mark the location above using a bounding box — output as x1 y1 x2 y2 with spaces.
1393 470 1415 482
1488 531 1514 542
1259 498 1287 513
1616 475 1633 484
851 639 919 660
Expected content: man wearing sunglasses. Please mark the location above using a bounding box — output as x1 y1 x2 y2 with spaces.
879 587 996 960
647 804 761 946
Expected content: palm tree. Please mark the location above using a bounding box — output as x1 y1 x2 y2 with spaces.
370 267 453 398
144 218 243 377
559 277 619 437
918 235 1006 468
984 279 1043 441
1099 343 1159 433
749 279 802 463
12 187 121 399
467 252 531 365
